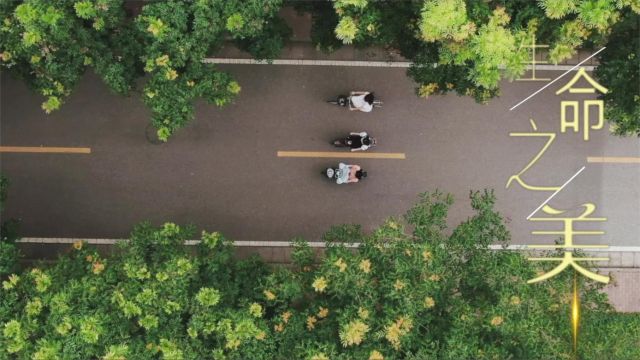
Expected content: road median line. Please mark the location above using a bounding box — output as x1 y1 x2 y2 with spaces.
277 151 405 159
587 156 640 164
0 146 91 154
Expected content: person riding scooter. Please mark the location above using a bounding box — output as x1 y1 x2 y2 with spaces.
330 163 368 184
348 165 367 183
349 91 375 112
328 91 381 111
333 132 377 151
348 132 376 152
342 163 367 183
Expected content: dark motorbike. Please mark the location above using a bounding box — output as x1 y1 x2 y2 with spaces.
332 134 377 150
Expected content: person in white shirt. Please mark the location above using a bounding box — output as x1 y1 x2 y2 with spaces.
349 91 374 112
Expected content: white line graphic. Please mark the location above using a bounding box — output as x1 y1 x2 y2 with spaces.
509 47 606 111
526 166 586 220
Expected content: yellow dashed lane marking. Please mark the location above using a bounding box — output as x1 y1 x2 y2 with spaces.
278 151 405 159
587 156 640 164
0 146 91 154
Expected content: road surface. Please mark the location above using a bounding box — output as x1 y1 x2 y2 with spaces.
1 65 639 248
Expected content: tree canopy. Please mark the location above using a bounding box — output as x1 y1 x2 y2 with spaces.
594 12 640 136
1 1 638 138
0 175 19 279
0 0 288 142
309 0 639 115
1 191 637 359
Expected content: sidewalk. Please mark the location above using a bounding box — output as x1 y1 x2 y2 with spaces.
212 6 599 67
604 269 640 312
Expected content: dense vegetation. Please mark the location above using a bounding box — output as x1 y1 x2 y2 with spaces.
593 12 640 136
0 175 19 279
1 191 638 359
306 0 640 127
0 0 286 142
1 0 638 138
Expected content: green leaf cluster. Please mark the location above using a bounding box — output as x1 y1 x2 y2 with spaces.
0 175 19 278
0 0 138 113
594 12 640 136
305 0 638 120
1 0 290 142
1 192 638 359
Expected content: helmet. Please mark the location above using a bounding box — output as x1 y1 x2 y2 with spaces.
356 170 368 179
364 93 375 105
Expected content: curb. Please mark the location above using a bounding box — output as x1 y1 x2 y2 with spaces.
203 58 596 71
17 238 640 268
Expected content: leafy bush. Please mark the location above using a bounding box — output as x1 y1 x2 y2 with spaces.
0 176 19 278
226 0 290 61
0 222 271 359
0 241 18 279
294 2 343 53
1 191 637 359
133 0 288 141
0 0 138 112
1 0 288 142
234 16 292 61
594 12 640 136
302 0 639 113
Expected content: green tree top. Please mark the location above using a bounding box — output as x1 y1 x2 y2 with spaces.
0 0 136 113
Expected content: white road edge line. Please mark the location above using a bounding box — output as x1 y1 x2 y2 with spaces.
203 58 595 71
509 47 606 111
16 237 637 252
526 165 586 220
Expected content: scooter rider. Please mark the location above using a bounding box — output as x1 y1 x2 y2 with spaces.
349 91 374 112
349 166 367 183
347 132 376 152
337 163 367 184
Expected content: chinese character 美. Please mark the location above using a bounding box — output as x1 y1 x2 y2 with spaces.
526 203 609 284
555 68 608 141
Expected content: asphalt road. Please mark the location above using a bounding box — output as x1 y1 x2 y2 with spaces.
1 66 639 246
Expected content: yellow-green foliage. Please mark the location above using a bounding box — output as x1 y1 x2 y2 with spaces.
419 0 473 42
1 193 637 359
